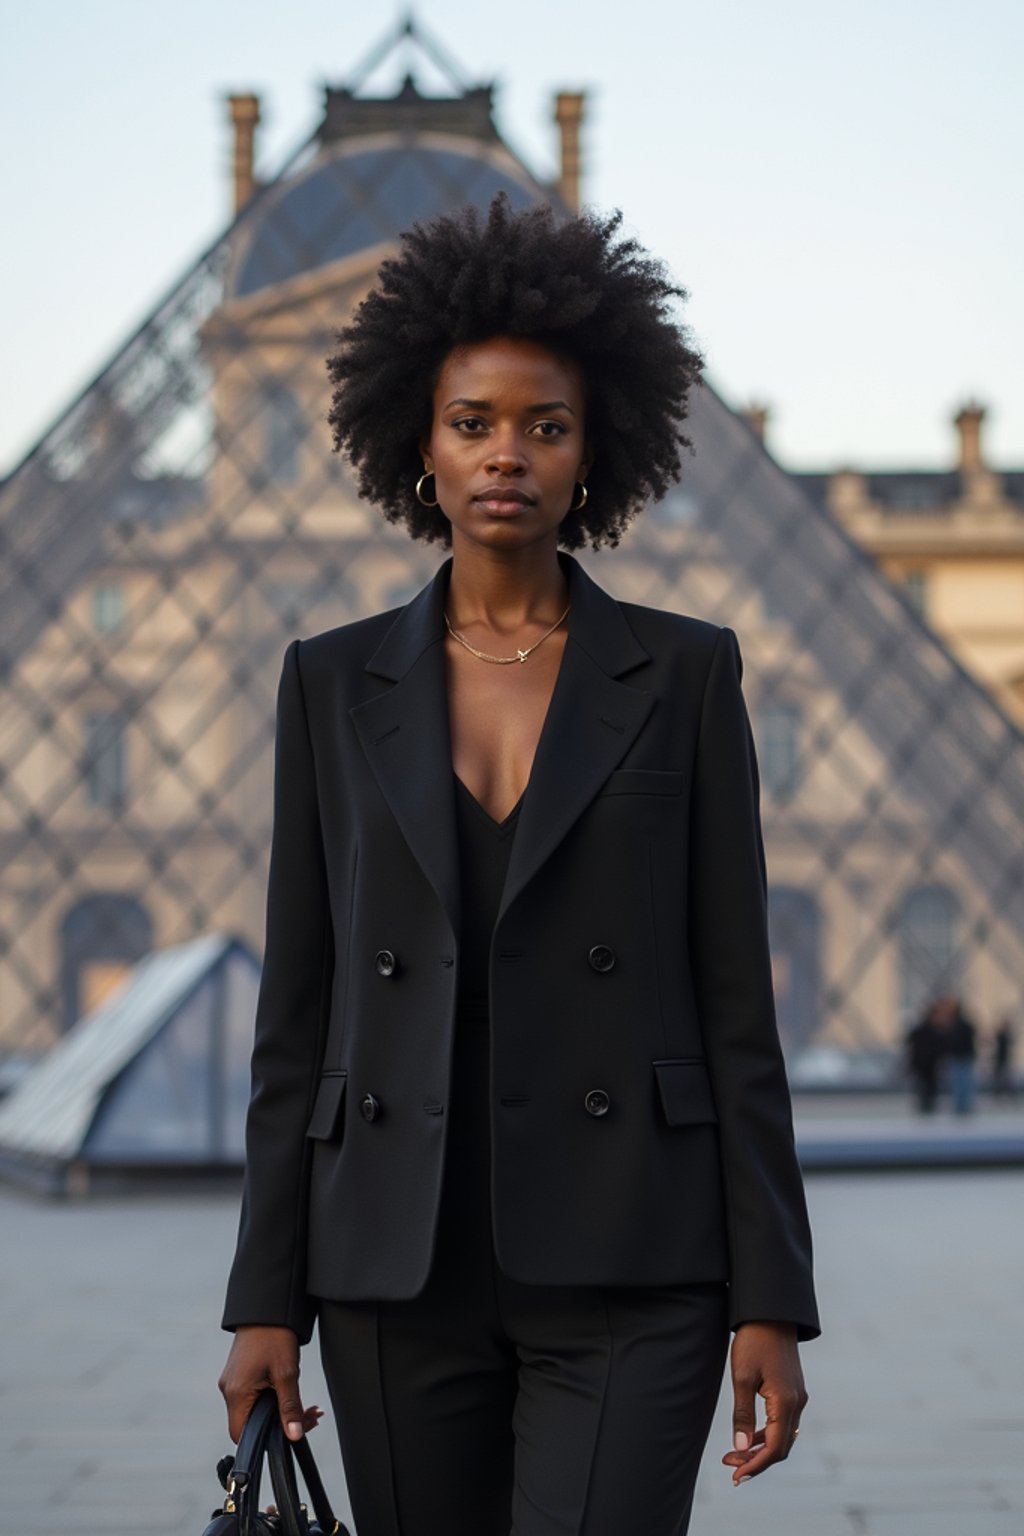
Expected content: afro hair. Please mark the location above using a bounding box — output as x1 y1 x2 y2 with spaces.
326 192 704 551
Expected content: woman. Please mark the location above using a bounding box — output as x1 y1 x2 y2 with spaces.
219 193 819 1536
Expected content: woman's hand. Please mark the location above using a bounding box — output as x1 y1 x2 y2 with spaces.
721 1320 807 1485
218 1324 324 1445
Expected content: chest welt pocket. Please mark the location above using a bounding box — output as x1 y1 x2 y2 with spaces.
653 1059 718 1125
306 1070 347 1141
599 769 684 797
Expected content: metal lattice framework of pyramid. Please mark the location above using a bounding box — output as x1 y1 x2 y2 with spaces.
1 18 1022 1061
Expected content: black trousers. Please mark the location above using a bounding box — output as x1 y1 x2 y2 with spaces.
316 1006 729 1536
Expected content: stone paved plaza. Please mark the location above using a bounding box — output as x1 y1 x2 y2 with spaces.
2 1164 1022 1535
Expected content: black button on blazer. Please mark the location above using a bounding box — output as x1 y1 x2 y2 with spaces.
223 551 820 1346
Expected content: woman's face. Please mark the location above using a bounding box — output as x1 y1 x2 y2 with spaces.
421 335 591 554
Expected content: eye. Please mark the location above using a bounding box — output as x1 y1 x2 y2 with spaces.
530 420 569 438
451 415 488 434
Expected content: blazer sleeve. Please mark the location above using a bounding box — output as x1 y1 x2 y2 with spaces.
688 625 820 1342
221 637 334 1345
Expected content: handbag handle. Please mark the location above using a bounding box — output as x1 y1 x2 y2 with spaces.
293 1434 340 1531
226 1390 275 1531
226 1389 343 1536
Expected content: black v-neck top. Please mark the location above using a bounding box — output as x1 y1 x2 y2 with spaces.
453 773 522 1011
436 774 524 1257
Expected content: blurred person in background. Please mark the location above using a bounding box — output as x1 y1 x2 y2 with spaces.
943 995 978 1116
906 1000 946 1114
990 1016 1016 1100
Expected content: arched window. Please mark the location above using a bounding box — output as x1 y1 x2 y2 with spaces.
768 887 821 1050
898 884 960 1019
59 893 153 1032
264 384 303 483
758 701 802 800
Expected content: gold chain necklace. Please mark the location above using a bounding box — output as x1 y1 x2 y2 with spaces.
443 601 571 664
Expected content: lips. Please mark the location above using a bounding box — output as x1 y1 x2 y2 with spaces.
473 486 536 510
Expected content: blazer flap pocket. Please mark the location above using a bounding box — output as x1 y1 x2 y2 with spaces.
654 1059 718 1126
601 769 684 797
306 1071 347 1141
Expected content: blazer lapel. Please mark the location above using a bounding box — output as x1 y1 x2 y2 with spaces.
497 552 653 924
349 560 461 939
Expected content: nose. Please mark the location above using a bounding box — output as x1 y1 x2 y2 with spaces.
485 427 526 476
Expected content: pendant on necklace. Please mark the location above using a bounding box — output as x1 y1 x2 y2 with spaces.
517 649 528 663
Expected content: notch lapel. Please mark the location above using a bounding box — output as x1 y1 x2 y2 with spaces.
496 554 653 924
349 561 461 939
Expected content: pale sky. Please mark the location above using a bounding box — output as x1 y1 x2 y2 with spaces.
2 0 1021 478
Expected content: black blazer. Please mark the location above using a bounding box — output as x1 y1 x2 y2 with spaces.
223 551 819 1345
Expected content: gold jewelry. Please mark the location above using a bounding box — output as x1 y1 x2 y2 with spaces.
416 470 439 507
444 602 570 664
570 481 588 512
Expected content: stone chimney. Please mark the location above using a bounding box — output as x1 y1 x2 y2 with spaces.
553 92 585 212
740 403 770 444
227 93 261 214
954 401 986 475
827 468 870 520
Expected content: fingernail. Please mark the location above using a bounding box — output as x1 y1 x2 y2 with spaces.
738 1475 752 1484
734 1431 750 1451
287 1421 303 1438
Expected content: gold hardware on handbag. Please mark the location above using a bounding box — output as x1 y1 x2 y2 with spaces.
202 1388 349 1536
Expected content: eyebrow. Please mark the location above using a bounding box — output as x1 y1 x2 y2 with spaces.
444 397 576 416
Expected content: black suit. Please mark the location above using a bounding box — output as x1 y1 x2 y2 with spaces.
223 550 819 1349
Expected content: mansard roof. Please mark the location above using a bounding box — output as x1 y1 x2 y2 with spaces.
796 468 1024 512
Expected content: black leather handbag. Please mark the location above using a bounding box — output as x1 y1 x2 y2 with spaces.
202 1388 350 1536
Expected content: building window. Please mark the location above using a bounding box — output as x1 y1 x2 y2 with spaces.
758 702 802 799
92 583 125 633
650 487 701 526
266 579 340 625
264 385 303 483
760 587 787 625
768 887 821 1050
902 569 929 618
59 892 152 1032
266 581 308 625
885 482 937 512
84 710 127 807
899 884 960 1019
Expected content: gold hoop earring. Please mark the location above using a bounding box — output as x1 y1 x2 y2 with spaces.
415 471 439 508
570 481 589 512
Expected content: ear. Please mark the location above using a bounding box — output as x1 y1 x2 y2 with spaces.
577 440 594 481
417 435 433 472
